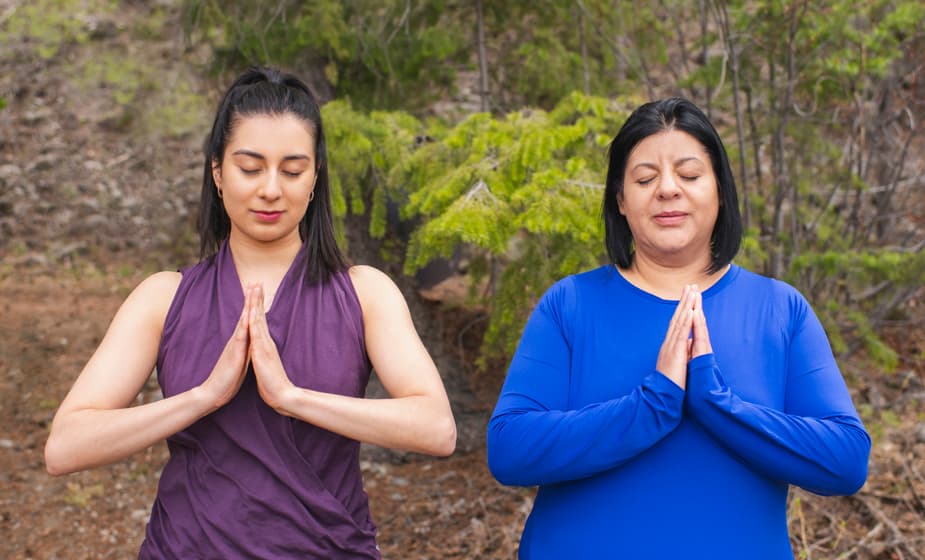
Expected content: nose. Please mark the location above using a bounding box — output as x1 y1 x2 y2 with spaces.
655 172 681 199
259 171 282 200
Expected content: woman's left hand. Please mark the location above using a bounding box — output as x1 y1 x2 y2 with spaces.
248 283 297 412
690 290 713 358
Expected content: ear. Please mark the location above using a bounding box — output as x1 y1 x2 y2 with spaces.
211 159 222 189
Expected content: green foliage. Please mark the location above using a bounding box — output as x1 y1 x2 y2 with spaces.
142 77 209 138
79 52 146 106
321 93 635 358
182 0 468 110
321 100 424 236
72 50 209 138
189 0 922 372
1 0 113 59
789 249 924 370
63 482 104 508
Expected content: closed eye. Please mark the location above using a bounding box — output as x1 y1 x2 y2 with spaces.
282 171 303 178
240 168 260 176
637 177 656 185
680 175 700 181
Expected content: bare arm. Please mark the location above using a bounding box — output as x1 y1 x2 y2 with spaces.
44 273 252 475
250 266 456 456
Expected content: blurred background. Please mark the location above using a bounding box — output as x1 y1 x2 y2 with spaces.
0 1 923 558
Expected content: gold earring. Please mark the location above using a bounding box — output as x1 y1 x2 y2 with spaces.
217 188 223 199
308 191 315 203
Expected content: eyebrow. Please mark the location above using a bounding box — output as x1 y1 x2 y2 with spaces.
631 156 703 172
231 149 311 162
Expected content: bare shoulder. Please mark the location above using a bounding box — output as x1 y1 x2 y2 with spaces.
120 271 183 324
133 271 182 300
348 265 405 313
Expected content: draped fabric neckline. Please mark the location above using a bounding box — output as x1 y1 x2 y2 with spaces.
224 241 306 318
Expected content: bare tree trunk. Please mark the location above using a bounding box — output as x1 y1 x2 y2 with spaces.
700 0 711 116
769 0 805 278
715 0 749 231
767 42 781 277
576 0 642 93
476 0 490 112
846 94 866 245
579 5 591 95
785 2 805 268
657 0 692 93
745 85 763 204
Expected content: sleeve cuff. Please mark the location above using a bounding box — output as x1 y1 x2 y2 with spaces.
647 369 687 400
689 353 717 373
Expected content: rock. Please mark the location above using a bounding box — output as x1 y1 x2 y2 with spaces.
915 422 925 444
52 242 88 260
28 154 58 172
22 108 53 125
21 253 50 267
0 164 22 180
86 18 119 40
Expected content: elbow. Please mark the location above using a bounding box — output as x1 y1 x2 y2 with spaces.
842 462 869 495
487 454 520 486
836 428 872 495
839 439 872 495
44 437 73 477
487 446 533 487
809 431 871 496
813 462 868 497
434 417 457 457
423 415 457 457
486 423 532 487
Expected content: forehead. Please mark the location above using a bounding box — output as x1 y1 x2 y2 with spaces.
627 129 710 166
227 112 316 151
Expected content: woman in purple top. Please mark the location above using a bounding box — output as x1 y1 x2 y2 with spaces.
45 67 456 558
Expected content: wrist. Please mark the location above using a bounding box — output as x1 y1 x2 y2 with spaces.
269 383 303 418
190 382 222 415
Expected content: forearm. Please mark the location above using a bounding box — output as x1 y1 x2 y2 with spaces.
45 386 215 475
276 388 456 457
686 354 871 495
487 371 684 487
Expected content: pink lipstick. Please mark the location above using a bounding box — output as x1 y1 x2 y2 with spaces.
654 211 687 225
254 211 283 223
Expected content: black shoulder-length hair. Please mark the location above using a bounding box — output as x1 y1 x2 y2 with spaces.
198 66 348 284
602 97 742 273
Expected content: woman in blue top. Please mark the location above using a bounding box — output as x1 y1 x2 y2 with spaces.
487 97 871 559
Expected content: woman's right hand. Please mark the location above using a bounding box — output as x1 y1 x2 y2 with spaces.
197 286 253 409
655 284 697 389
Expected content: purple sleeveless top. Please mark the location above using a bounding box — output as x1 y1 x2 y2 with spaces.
139 241 379 559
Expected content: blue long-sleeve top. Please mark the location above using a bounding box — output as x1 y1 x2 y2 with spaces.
487 264 871 559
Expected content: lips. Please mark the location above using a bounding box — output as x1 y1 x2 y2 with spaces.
653 211 687 225
253 210 283 223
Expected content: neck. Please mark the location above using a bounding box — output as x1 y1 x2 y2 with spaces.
227 230 302 281
620 251 727 300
